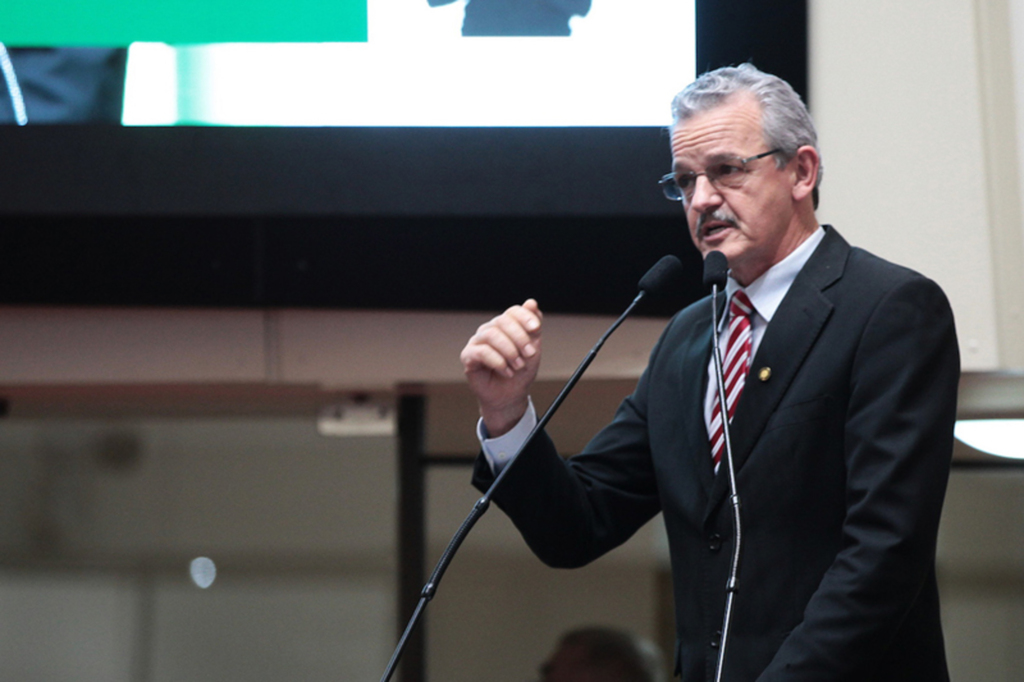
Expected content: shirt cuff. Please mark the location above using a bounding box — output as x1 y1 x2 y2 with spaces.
476 397 538 475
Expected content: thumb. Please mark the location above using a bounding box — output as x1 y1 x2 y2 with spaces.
523 298 543 321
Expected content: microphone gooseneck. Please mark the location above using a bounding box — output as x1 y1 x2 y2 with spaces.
706 250 744 682
379 255 683 682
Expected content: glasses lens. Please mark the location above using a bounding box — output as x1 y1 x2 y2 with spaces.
661 154 762 203
677 175 697 201
706 161 748 189
659 174 683 201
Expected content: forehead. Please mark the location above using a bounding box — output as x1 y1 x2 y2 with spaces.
671 94 765 169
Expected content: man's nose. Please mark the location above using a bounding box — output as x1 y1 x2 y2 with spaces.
688 174 723 213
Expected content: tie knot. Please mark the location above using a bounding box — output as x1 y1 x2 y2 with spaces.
730 290 754 319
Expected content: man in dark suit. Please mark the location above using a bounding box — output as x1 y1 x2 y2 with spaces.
460 64 959 680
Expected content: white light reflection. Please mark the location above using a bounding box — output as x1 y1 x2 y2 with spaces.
190 557 217 589
954 419 1024 460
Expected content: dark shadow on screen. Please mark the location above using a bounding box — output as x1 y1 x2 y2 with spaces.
0 46 127 124
427 0 592 37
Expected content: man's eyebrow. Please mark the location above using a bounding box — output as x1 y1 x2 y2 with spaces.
673 152 742 173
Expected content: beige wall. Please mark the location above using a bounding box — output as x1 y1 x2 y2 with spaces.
811 0 1024 372
811 0 999 370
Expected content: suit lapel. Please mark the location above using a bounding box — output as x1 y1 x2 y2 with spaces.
677 298 721 496
704 227 849 522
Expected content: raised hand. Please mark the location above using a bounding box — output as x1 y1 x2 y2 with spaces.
460 298 543 437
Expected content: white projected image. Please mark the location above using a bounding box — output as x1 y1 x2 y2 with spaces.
122 0 694 126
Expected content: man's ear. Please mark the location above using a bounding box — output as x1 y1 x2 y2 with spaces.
791 145 819 204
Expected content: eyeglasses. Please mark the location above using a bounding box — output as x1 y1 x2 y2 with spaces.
659 149 782 203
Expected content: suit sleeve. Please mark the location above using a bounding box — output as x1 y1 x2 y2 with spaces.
759 275 959 680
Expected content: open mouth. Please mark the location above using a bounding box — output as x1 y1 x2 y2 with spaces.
701 222 734 239
697 211 737 240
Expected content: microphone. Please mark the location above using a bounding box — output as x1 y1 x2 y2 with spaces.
704 250 743 682
379 255 683 682
640 254 684 296
703 250 728 289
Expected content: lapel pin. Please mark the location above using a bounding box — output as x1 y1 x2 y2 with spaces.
758 367 772 382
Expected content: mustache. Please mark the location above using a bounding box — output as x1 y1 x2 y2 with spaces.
696 209 738 238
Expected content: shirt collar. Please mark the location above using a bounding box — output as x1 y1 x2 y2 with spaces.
725 226 826 323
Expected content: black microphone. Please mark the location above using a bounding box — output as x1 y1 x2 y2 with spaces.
703 250 728 289
379 255 683 682
640 254 684 295
704 250 743 682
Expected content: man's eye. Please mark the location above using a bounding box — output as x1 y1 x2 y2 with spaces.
677 174 697 190
713 163 743 177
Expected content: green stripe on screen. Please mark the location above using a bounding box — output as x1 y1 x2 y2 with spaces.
3 0 367 45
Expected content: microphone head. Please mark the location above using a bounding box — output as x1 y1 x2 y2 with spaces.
702 251 729 289
638 255 684 296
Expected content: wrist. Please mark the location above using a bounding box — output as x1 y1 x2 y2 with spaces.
480 398 529 438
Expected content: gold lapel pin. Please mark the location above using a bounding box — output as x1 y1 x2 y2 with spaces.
758 367 772 382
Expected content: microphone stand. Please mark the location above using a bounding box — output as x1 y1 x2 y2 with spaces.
379 286 659 682
710 282 744 682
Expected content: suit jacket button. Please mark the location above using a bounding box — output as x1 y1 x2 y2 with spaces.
708 534 722 552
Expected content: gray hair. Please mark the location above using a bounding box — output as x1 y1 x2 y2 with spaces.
671 64 823 197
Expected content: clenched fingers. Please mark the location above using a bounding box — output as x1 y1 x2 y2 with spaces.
461 299 542 378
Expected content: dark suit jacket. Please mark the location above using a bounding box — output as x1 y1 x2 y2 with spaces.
473 226 959 681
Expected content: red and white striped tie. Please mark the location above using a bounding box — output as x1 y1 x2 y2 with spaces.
709 290 754 467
